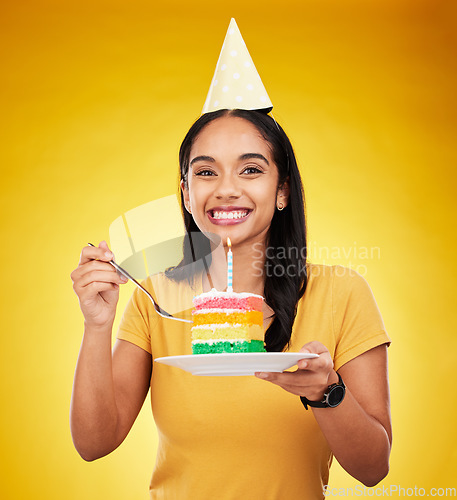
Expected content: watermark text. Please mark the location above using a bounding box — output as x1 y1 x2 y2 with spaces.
324 484 456 497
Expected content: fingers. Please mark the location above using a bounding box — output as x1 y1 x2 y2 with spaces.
255 343 335 398
71 243 127 299
70 242 125 328
78 267 127 290
78 241 114 266
255 368 330 394
72 260 126 291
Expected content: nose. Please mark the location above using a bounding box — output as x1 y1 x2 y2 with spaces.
214 172 242 200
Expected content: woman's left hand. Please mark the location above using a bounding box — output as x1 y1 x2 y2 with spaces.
255 341 338 400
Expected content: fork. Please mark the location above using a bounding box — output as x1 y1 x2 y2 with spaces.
88 243 192 323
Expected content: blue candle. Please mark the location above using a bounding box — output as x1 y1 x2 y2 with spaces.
227 237 233 292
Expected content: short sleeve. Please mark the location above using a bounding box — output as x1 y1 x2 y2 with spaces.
332 267 390 371
117 283 156 354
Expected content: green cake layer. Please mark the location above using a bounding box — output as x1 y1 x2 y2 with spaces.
192 340 265 354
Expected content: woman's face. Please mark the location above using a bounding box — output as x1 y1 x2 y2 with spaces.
182 115 288 248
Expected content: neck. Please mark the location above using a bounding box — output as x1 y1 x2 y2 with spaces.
232 240 266 295
205 239 266 296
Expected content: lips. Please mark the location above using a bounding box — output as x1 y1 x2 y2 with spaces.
207 207 252 225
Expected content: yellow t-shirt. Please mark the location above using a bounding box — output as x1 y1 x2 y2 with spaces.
117 264 390 500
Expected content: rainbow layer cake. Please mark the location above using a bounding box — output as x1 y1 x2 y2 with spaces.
191 289 266 354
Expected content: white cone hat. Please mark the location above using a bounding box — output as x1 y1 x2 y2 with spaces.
202 18 273 114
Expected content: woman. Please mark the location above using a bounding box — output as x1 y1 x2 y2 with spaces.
70 109 392 499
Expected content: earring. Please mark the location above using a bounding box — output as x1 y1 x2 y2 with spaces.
277 202 284 211
186 204 192 214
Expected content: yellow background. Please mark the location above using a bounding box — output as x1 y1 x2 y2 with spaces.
1 0 456 498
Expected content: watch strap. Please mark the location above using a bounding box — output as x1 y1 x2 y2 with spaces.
300 372 345 410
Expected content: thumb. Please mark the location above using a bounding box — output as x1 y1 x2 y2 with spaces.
300 341 327 355
299 344 312 354
98 240 114 261
98 240 111 252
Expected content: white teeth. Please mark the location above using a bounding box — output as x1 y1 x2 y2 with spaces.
212 210 248 220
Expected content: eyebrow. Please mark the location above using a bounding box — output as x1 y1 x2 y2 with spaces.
190 155 216 167
190 153 269 167
239 153 269 165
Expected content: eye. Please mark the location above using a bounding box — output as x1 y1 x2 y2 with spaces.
195 168 217 177
241 165 264 175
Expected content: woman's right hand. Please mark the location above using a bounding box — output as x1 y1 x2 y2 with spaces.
71 241 128 330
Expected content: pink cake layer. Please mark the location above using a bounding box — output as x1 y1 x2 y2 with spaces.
193 295 263 311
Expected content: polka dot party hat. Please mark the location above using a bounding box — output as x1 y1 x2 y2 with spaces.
202 18 273 114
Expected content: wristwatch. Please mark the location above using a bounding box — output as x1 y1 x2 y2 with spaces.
300 373 346 410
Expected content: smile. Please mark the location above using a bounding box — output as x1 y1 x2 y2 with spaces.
207 208 252 225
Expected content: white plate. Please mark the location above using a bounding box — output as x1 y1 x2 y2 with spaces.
154 352 319 376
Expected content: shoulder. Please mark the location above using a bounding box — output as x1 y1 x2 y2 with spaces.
303 263 378 313
306 263 372 293
307 262 364 281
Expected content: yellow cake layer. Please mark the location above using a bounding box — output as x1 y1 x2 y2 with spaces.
191 324 264 341
192 311 262 327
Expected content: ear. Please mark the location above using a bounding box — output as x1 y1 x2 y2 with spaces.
180 179 192 214
276 178 290 208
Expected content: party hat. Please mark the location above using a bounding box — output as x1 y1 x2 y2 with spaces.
202 18 273 114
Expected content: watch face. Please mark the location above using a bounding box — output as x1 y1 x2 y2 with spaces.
327 386 345 407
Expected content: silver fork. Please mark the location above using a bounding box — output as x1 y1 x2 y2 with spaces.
88 243 192 323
